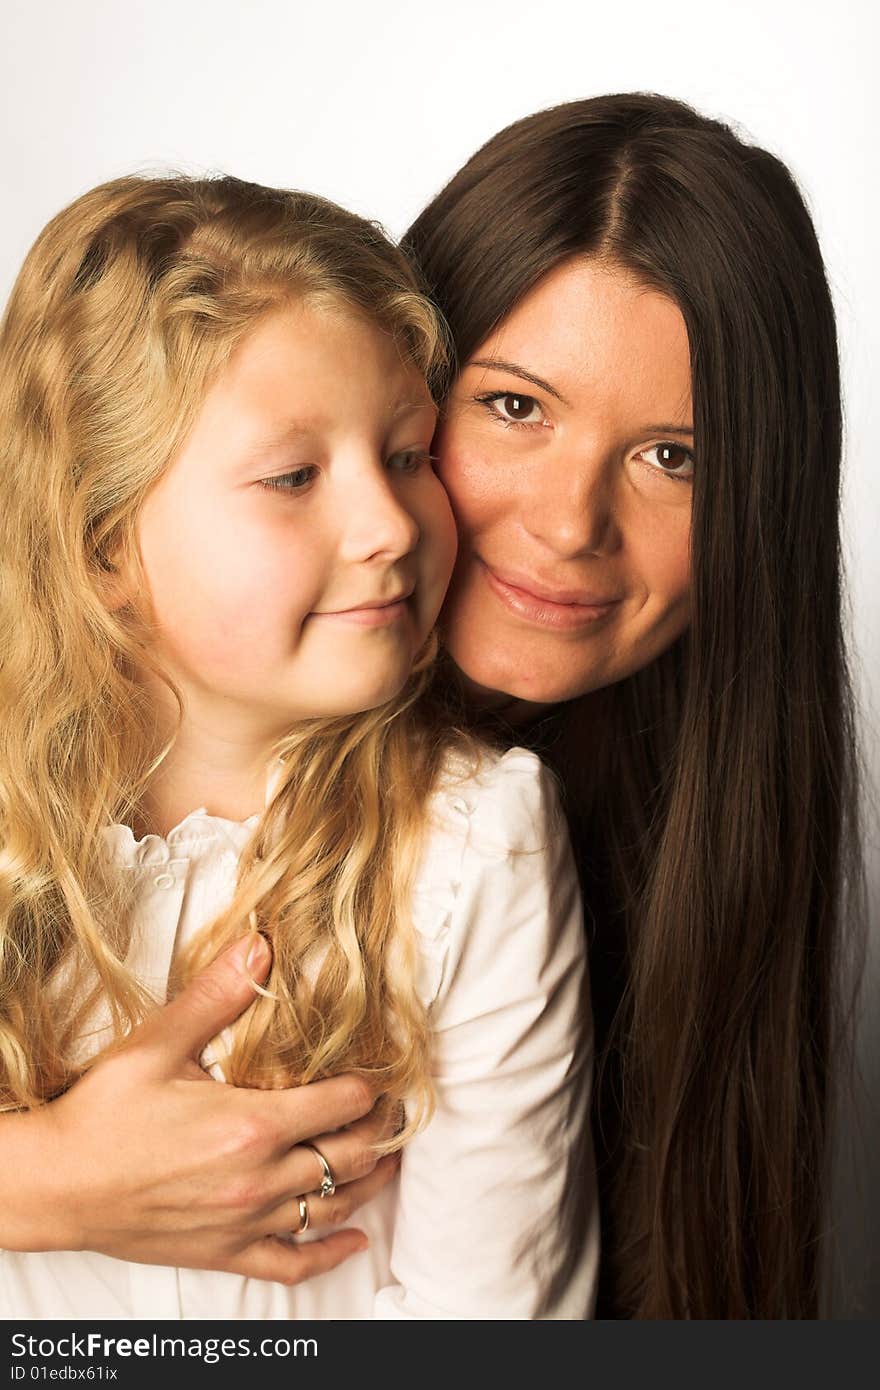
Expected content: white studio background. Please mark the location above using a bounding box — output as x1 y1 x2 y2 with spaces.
2 0 877 1318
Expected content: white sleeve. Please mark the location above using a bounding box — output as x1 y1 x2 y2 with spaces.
372 748 598 1320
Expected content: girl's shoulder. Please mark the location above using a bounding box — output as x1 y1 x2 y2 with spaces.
410 744 579 1008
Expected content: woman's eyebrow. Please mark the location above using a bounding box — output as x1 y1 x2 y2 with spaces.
642 424 694 436
467 357 570 406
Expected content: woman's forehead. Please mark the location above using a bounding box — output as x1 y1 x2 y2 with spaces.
466 258 692 426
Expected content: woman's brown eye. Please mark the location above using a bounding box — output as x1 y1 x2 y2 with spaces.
656 443 690 471
503 393 537 420
474 390 544 427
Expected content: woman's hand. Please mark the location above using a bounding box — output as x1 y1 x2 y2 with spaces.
0 934 395 1285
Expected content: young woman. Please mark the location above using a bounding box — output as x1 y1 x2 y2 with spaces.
402 92 861 1319
0 174 595 1319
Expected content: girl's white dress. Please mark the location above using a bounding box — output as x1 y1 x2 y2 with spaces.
1 747 598 1320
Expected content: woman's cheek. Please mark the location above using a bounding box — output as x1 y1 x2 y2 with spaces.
435 426 504 535
658 512 693 607
430 485 460 607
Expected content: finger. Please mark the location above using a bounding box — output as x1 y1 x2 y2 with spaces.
230 1229 369 1285
268 1107 395 1200
135 935 272 1068
264 1154 400 1238
261 1073 378 1150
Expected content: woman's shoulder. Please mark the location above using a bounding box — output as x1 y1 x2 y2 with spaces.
427 742 566 858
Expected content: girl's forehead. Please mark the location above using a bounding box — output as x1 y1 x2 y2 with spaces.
203 306 432 412
157 309 436 486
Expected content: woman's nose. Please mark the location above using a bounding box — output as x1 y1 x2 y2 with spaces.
337 462 421 563
521 450 621 558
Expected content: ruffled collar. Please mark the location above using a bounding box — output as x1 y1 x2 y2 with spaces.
99 758 285 868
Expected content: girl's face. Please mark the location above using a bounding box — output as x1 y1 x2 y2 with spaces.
132 302 456 747
434 257 694 708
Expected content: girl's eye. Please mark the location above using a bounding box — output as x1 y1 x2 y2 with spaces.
386 449 436 473
474 391 545 427
638 442 695 480
258 467 316 494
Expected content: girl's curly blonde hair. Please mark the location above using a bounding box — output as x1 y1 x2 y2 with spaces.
0 174 479 1139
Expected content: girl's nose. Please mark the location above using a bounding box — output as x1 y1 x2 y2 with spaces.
521 450 621 559
337 461 421 564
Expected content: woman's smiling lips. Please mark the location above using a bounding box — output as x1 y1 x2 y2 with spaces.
480 560 622 630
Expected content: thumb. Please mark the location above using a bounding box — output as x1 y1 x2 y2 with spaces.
138 933 273 1067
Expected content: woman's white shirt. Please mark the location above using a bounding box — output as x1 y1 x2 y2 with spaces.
0 746 598 1320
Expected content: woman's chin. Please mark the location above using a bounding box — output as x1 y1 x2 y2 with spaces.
444 640 594 708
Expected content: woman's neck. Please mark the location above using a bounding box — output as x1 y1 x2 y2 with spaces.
451 669 557 731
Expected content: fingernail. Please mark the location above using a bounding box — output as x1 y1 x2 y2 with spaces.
244 933 271 972
355 1234 369 1252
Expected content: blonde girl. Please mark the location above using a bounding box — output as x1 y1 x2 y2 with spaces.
0 175 596 1319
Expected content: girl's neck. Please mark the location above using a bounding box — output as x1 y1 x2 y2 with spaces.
130 673 286 837
134 774 265 840
135 721 275 841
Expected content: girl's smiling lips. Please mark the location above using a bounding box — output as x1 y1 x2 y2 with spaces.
480 560 622 630
311 589 414 625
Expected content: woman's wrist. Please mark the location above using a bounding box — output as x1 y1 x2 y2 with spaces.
0 1106 83 1253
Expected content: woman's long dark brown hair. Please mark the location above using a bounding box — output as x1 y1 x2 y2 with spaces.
404 94 863 1318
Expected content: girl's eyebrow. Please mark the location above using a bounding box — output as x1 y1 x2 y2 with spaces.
252 392 435 443
261 422 312 442
467 357 570 407
229 421 317 474
238 402 436 469
240 420 314 458
392 398 436 418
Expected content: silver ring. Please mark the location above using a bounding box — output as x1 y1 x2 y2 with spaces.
302 1142 336 1198
293 1195 309 1235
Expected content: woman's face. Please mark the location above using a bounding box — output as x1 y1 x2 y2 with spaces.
434 257 694 708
